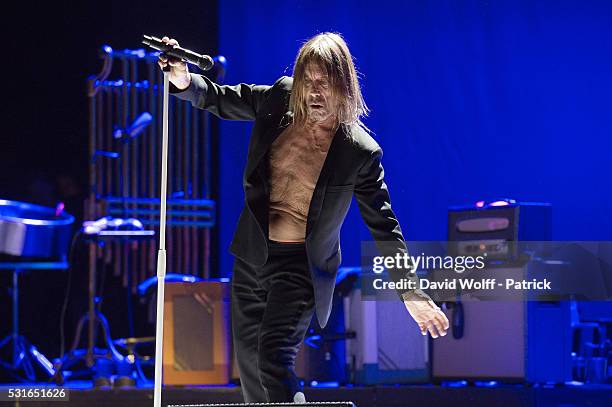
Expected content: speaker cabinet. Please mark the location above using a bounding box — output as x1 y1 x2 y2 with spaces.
344 283 429 384
431 277 573 383
434 202 572 383
163 281 231 385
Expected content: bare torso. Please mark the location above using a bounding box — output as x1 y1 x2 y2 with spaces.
268 123 334 242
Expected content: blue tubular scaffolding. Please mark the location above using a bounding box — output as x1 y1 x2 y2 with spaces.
87 45 226 287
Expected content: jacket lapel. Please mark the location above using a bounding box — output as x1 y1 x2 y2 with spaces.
243 112 293 239
245 112 293 179
305 124 348 237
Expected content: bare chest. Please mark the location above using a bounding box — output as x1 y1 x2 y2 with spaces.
268 126 334 211
269 127 332 183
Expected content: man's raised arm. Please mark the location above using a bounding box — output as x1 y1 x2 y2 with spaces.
158 36 271 121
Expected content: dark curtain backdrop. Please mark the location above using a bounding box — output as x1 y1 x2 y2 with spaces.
0 1 217 371
216 0 612 276
2 1 217 212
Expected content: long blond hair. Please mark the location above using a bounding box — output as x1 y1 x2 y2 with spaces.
290 32 369 131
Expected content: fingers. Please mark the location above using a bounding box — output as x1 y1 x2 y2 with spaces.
158 38 170 70
406 297 450 338
159 55 183 65
419 321 440 338
432 316 447 337
428 323 440 338
158 54 168 70
419 322 428 336
168 58 186 67
161 36 179 46
157 36 186 71
419 312 450 338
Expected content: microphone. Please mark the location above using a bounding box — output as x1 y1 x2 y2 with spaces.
142 35 214 71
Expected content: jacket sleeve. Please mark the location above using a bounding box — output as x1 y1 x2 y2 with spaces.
354 148 420 297
169 73 272 121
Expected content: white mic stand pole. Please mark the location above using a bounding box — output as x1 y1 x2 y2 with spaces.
153 69 170 407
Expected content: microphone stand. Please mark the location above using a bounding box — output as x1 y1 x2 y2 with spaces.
142 35 216 407
153 69 170 407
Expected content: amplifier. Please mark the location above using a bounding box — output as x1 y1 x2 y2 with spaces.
431 280 573 383
447 201 551 260
163 280 231 385
433 201 572 383
344 279 429 384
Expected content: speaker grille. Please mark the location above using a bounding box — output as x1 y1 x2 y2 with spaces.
173 294 214 371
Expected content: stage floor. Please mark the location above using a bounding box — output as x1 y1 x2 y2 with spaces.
0 382 611 407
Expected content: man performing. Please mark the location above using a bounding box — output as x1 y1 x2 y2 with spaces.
158 32 449 403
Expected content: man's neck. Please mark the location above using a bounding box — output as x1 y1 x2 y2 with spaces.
304 115 338 135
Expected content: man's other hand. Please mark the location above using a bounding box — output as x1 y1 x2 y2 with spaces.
402 290 449 338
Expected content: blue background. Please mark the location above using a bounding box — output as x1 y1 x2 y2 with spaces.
216 0 612 276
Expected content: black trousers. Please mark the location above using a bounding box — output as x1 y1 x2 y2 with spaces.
231 241 315 403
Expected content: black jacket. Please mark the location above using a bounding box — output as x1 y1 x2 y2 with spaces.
171 74 414 327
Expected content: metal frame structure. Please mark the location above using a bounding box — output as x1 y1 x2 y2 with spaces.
81 45 223 374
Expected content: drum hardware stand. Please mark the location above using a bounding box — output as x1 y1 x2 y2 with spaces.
52 229 155 385
52 237 125 385
113 336 156 383
0 262 68 381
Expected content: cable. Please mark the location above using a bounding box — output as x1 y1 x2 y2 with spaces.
58 229 84 360
96 251 108 313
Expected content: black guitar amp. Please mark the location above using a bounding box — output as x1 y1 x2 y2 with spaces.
447 200 552 260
